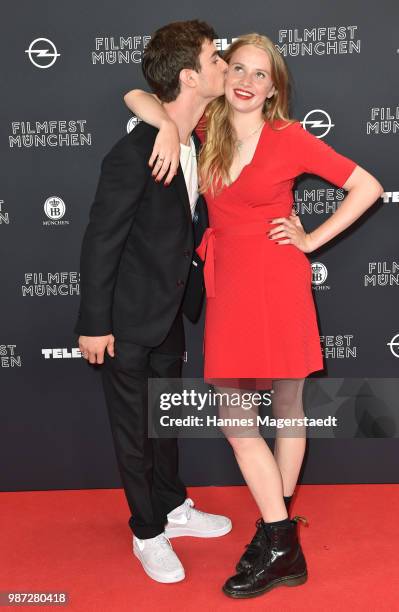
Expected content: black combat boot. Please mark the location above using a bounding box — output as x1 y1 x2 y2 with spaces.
235 518 266 573
236 497 295 572
223 516 308 599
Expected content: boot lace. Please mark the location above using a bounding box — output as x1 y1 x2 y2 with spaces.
244 518 266 555
255 515 309 575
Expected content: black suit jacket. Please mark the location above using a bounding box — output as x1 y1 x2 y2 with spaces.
74 121 208 346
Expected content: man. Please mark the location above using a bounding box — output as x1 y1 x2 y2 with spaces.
74 20 230 584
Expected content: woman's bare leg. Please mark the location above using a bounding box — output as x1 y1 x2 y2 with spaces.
229 436 288 522
216 385 288 522
272 378 306 497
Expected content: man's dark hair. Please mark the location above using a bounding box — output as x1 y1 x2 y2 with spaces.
142 20 218 103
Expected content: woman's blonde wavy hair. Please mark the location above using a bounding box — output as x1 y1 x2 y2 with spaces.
198 33 295 196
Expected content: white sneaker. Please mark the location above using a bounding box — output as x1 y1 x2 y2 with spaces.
164 498 232 538
133 532 185 583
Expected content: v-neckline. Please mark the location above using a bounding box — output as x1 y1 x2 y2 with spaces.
225 120 268 190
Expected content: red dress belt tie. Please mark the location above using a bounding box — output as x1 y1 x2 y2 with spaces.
196 219 277 298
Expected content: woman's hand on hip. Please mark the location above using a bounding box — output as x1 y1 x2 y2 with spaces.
268 210 314 254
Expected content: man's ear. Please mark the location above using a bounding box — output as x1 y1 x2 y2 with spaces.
179 68 198 89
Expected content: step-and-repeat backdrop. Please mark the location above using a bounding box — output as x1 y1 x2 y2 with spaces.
1 0 398 491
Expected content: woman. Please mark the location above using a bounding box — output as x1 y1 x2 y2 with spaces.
124 34 383 598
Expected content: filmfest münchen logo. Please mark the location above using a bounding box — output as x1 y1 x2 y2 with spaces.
25 38 60 69
364 261 399 287
294 187 345 215
366 107 399 135
0 345 22 367
92 36 151 64
320 334 357 359
9 120 92 149
43 196 69 226
21 272 80 296
302 110 334 138
276 26 360 56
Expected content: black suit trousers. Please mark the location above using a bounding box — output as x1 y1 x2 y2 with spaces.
101 309 187 539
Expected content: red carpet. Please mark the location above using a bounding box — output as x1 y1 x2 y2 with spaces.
1 485 398 611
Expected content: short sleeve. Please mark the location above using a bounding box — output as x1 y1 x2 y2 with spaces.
289 121 357 188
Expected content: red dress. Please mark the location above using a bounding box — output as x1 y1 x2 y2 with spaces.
196 119 357 383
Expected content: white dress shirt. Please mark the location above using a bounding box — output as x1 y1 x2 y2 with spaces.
179 136 199 218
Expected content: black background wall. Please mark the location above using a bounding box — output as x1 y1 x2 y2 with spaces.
1 0 398 491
